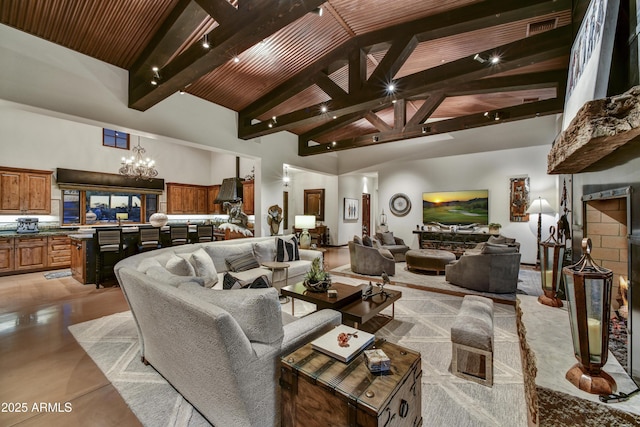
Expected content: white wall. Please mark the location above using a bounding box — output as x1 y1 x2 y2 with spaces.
377 145 557 264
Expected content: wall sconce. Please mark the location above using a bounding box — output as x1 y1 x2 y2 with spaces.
538 226 564 307
563 238 615 394
283 165 290 188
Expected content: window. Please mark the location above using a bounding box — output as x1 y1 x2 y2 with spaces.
103 128 129 149
62 189 157 225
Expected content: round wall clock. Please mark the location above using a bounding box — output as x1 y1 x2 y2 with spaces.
389 193 411 216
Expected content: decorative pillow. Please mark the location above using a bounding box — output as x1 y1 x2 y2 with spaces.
137 257 162 273
371 237 382 249
222 272 271 290
252 241 275 264
353 235 362 245
225 252 260 272
481 242 518 254
362 235 373 247
166 254 196 276
378 248 394 260
192 248 218 288
276 236 300 262
146 266 206 287
380 232 396 245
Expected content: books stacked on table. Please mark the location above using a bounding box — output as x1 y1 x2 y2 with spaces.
311 325 374 363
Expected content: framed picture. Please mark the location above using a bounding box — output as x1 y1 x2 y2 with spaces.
304 189 325 221
509 177 530 222
344 198 358 220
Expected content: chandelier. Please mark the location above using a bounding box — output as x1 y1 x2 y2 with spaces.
119 137 158 180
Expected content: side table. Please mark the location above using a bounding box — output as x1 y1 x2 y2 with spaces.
261 261 290 303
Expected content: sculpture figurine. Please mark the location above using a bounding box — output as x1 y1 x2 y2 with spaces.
267 204 283 236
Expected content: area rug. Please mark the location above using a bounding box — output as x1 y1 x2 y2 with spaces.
330 263 542 303
69 281 528 427
44 269 72 279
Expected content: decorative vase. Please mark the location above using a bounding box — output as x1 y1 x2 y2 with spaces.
149 212 168 227
303 279 332 293
85 211 97 224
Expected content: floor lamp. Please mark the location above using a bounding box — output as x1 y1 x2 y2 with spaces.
526 197 555 265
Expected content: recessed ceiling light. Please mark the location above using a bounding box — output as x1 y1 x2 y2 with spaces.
233 56 240 63
387 83 396 92
332 141 337 146
321 105 328 113
490 55 500 64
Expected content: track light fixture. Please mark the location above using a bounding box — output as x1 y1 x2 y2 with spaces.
373 135 379 142
484 111 507 121
473 53 487 64
312 6 323 16
202 34 210 49
151 67 161 86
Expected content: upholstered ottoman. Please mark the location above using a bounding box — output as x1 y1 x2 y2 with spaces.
405 249 456 274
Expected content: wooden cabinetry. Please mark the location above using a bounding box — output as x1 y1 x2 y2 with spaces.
242 180 254 215
167 183 208 214
15 236 47 271
0 237 14 273
70 238 87 284
208 185 222 214
48 235 71 268
0 167 52 214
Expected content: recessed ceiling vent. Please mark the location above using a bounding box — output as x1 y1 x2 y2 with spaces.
526 18 558 36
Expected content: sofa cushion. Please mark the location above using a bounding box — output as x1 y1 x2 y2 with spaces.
166 254 196 276
253 240 275 264
276 236 300 261
178 282 283 344
191 248 218 288
378 248 395 260
380 232 396 245
137 257 162 273
226 252 260 272
223 272 271 290
362 235 373 247
146 265 206 287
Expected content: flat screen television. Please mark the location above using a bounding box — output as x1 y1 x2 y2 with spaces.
422 190 488 225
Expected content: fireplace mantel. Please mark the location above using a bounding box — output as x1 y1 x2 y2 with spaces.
548 85 640 174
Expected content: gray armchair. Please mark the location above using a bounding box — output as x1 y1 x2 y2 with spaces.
445 243 521 293
349 239 396 276
374 232 410 261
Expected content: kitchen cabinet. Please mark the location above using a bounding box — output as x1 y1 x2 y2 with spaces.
48 235 71 268
208 185 222 214
242 180 254 215
167 183 208 214
0 237 14 273
15 236 48 271
0 167 52 214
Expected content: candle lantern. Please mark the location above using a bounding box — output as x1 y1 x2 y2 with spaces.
538 226 564 307
563 238 615 394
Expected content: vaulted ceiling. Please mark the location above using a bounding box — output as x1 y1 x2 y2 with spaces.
0 0 573 156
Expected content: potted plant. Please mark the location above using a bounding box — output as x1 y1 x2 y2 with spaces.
303 257 332 292
488 223 502 234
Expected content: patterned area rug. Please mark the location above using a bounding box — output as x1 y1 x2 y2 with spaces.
330 263 543 303
69 281 528 427
44 269 72 279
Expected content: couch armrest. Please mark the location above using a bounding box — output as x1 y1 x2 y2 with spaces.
281 309 341 354
299 248 323 262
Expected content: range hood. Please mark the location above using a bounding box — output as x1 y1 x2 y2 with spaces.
214 177 243 203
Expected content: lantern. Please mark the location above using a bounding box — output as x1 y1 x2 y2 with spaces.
538 226 564 307
563 238 615 394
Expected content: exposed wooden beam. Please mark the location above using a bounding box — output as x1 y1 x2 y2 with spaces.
367 35 418 87
300 97 565 156
241 26 571 139
349 48 367 94
394 99 406 129
239 0 570 121
194 0 237 23
129 0 325 111
365 112 393 132
406 92 446 127
315 73 348 101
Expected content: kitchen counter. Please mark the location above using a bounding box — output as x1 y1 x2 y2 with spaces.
0 229 79 238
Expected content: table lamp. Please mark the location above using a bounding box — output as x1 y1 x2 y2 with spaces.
295 215 316 249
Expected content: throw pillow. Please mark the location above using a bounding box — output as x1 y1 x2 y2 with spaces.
380 232 396 245
252 240 276 264
481 242 518 254
378 248 394 260
225 252 260 272
166 254 196 276
223 272 271 290
362 235 373 247
276 236 300 262
192 248 218 288
353 235 362 245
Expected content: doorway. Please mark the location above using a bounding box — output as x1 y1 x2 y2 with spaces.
362 193 370 236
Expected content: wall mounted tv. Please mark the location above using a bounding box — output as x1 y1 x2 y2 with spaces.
422 190 489 225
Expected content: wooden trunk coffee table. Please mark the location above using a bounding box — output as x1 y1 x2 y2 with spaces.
280 282 401 332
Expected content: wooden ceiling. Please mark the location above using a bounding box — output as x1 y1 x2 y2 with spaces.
0 0 573 156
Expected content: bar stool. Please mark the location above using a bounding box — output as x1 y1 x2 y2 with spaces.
95 228 127 289
170 225 189 246
196 224 214 243
138 227 162 252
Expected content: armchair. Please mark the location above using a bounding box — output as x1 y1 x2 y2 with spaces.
349 238 396 276
374 232 410 261
445 243 521 293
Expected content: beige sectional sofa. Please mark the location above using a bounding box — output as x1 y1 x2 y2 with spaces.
114 235 342 427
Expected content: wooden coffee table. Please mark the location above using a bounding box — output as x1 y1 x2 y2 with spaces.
280 282 401 331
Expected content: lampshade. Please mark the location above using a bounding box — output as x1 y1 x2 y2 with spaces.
526 197 555 215
295 215 316 230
